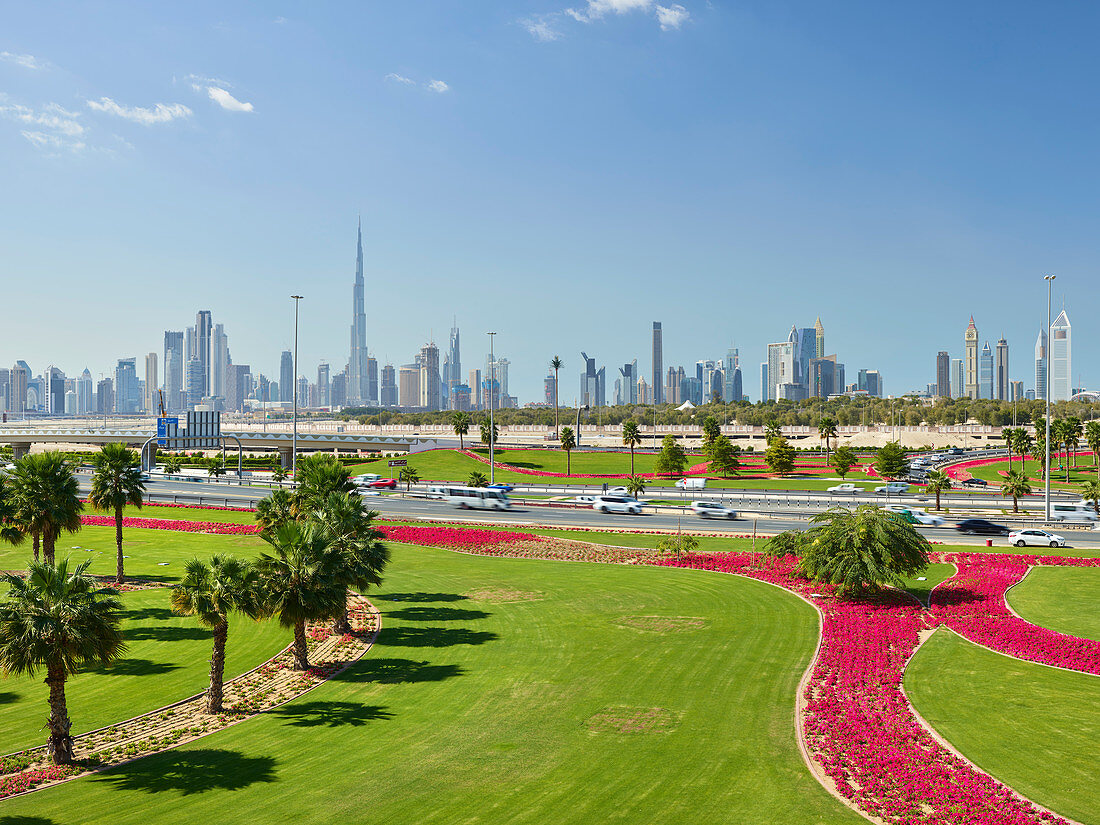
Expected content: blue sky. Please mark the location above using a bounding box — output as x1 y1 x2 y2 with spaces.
1 1 1096 402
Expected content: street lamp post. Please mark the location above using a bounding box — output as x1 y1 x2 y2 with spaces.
1044 274 1055 521
291 295 303 477
488 331 496 486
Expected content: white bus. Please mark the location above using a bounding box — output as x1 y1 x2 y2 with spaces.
429 485 512 511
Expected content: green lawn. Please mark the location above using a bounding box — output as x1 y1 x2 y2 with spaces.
3 543 862 825
1008 566 1100 640
906 630 1100 825
968 456 1098 491
899 563 956 605
108 503 258 525
0 587 287 755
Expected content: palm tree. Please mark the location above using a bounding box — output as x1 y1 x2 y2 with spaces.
162 455 184 474
818 417 838 464
207 457 227 481
293 453 355 517
0 475 26 550
1086 421 1100 479
1015 429 1034 477
1001 427 1018 471
1066 417 1083 468
925 470 951 511
1000 469 1032 513
9 452 83 564
171 555 260 713
626 475 646 498
255 489 296 535
1081 480 1100 517
271 464 289 483
560 426 576 475
399 466 421 492
1033 426 1048 480
621 420 641 475
254 522 346 671
0 559 125 763
451 411 470 451
468 471 488 488
310 492 389 633
1052 418 1072 482
550 356 563 438
764 421 782 444
88 443 146 584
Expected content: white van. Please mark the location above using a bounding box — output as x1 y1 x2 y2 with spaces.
874 482 910 495
435 485 511 511
1051 502 1099 522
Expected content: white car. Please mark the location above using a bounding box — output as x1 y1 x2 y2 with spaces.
573 494 597 504
883 504 944 527
691 500 737 519
353 473 381 486
605 486 629 495
827 483 862 493
592 495 642 515
874 482 910 495
675 478 706 490
1008 529 1066 548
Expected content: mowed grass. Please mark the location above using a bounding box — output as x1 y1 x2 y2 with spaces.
967 456 1097 490
1008 565 1100 640
0 587 288 754
906 630 1100 825
4 543 863 825
108 503 258 525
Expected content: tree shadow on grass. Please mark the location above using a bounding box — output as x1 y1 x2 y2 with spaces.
120 606 176 622
125 626 210 642
90 658 181 677
374 627 498 648
336 657 465 685
379 593 469 604
0 692 18 705
269 701 393 728
93 749 276 795
0 817 60 825
385 606 491 622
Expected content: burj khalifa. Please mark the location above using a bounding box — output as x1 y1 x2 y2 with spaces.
348 219 368 404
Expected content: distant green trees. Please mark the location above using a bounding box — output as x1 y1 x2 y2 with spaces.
873 441 908 481
831 445 858 478
765 437 795 476
655 434 687 478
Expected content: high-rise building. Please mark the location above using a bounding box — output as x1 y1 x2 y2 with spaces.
96 378 114 415
279 351 293 403
936 351 950 398
651 322 664 405
979 342 993 399
760 363 769 404
451 384 472 411
814 317 825 359
225 364 250 412
145 353 158 413
544 372 557 406
1010 381 1024 402
348 219 368 404
398 364 420 407
766 342 795 401
468 369 482 411
380 364 398 406
10 363 28 415
186 357 204 407
722 348 741 403
163 331 184 411
1050 310 1072 402
858 369 883 398
665 366 681 405
810 356 840 398
445 323 461 408
618 359 638 405
0 368 8 412
419 343 441 410
211 324 230 399
77 369 93 414
317 362 330 407
297 376 309 407
964 316 979 399
637 377 650 405
1034 329 1048 400
193 310 212 398
950 359 964 399
115 358 140 414
367 356 378 405
579 352 605 407
795 326 816 388
45 366 65 415
994 337 1009 401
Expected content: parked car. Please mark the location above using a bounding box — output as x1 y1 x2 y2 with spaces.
487 483 514 493
961 478 987 488
369 478 397 489
592 495 642 515
691 500 737 519
827 483 862 493
883 504 944 527
956 519 1010 536
874 482 909 495
675 478 706 490
1008 529 1066 548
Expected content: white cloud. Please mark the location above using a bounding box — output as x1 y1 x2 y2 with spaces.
426 79 450 93
385 73 415 85
566 0 653 22
522 15 562 41
0 51 42 69
86 97 191 125
273 16 288 24
207 87 254 112
655 4 689 29
21 130 84 152
0 102 83 136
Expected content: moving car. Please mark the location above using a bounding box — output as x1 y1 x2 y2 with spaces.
675 478 706 490
353 473 381 486
605 486 629 495
691 500 737 519
573 494 597 504
874 482 909 495
434 485 512 510
961 478 987 488
956 519 1010 536
369 478 397 489
1050 502 1099 522
827 483 862 493
592 495 642 515
1008 529 1066 548
883 504 944 527
487 483 514 493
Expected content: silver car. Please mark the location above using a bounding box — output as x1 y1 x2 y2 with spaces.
691 500 737 519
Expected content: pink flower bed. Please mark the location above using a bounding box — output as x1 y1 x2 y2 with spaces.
378 525 542 550
651 551 1073 824
931 557 1100 674
81 500 256 513
79 515 259 535
0 764 82 798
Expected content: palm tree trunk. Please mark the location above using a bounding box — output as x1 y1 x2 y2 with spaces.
32 531 40 562
1013 495 1019 513
115 506 125 583
45 665 73 764
207 620 228 713
566 450 571 475
554 369 560 438
935 490 941 511
630 444 635 475
292 620 310 670
43 531 55 565
332 606 352 635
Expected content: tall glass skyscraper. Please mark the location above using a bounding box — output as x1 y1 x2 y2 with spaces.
1034 328 1047 400
979 342 993 399
651 322 663 404
348 219 368 404
1050 310 1072 401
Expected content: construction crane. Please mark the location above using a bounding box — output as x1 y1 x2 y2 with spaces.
158 390 167 418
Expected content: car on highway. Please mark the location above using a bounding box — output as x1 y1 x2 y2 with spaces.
573 494 597 504
605 486 629 495
353 473 381 486
487 483 514 493
675 478 706 490
961 478 987 488
874 482 909 495
369 478 397 489
1008 529 1066 548
956 519 1009 536
883 504 944 527
592 495 642 515
827 483 863 493
1050 501 1099 521
691 500 737 519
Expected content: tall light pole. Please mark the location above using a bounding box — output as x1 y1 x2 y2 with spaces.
487 331 496 486
1044 274 1055 521
292 295 303 477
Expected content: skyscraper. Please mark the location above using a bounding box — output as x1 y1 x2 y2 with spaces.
279 351 294 403
795 326 816 388
935 351 950 397
1034 329 1047 400
995 337 1009 400
979 343 993 399
950 359 964 399
145 352 158 413
858 369 883 397
419 343 441 410
115 358 140 414
618 360 638 405
367 356 378 405
211 323 230 399
446 323 461 407
1050 310 1072 401
317 362 330 407
194 310 212 398
766 341 795 401
225 364 250 412
10 363 28 416
468 369 482 410
964 316 979 399
814 317 825 358
723 348 741 403
186 357 204 407
77 369 93 414
348 219 368 404
580 352 605 407
163 331 184 411
398 365 419 407
381 364 398 406
651 322 664 405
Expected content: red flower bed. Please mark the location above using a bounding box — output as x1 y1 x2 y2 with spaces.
0 764 83 799
81 500 256 513
79 515 259 535
379 524 542 550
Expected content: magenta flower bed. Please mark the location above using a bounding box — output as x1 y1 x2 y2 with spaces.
650 551 1073 824
378 525 542 550
79 515 260 535
931 557 1100 674
80 500 256 513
